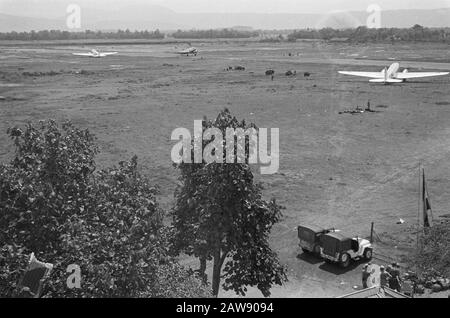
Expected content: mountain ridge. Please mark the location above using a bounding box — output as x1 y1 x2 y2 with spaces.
0 6 449 32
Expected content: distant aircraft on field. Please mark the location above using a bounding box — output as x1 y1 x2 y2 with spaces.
174 47 198 56
72 49 118 58
339 62 449 84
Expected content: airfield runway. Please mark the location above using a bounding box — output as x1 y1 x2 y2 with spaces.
1 40 449 297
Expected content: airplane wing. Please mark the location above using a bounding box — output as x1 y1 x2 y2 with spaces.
72 53 94 57
338 71 383 79
175 48 197 54
370 78 403 83
396 72 449 79
101 52 118 56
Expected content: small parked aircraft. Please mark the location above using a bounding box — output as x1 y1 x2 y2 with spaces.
339 62 449 84
175 47 198 56
72 49 118 58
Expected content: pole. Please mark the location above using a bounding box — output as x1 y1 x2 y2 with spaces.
370 222 374 244
424 168 434 228
417 163 421 250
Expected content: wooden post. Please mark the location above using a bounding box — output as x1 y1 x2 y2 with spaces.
370 222 374 244
417 164 421 250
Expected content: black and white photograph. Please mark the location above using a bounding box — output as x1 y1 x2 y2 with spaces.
0 0 449 303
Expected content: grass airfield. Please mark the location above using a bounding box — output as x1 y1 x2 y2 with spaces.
1 40 450 297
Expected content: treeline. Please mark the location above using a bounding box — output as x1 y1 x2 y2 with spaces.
3 25 448 42
171 28 259 39
288 25 450 43
0 28 259 41
0 29 165 41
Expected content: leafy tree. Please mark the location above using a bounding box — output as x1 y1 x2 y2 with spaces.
172 109 287 297
0 120 98 256
47 156 167 297
0 120 210 298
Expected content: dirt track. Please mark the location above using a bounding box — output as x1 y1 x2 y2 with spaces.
1 41 449 298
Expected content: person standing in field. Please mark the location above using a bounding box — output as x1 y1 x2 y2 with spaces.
386 264 394 287
389 263 402 292
380 266 392 289
362 264 371 289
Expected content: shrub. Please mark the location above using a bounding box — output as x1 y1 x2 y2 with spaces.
415 221 450 278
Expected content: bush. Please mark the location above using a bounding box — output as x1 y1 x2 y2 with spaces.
0 120 210 298
415 221 450 279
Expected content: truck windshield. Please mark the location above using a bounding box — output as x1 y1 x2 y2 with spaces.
298 228 315 242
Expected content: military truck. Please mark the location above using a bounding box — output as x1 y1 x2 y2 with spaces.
319 232 373 268
298 224 335 256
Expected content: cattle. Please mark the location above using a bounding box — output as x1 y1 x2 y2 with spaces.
285 70 297 76
304 72 311 77
266 70 275 76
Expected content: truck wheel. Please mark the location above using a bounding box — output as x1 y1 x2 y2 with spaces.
364 249 373 260
340 253 351 268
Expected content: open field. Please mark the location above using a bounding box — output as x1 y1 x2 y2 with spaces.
1 40 450 298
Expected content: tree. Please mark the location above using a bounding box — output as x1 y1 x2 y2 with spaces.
172 109 287 297
0 120 98 256
0 120 210 298
412 24 425 41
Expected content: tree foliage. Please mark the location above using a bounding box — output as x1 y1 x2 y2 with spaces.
0 120 210 298
171 28 259 39
172 109 287 297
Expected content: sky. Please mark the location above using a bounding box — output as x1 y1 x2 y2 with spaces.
150 0 450 13
1 0 450 14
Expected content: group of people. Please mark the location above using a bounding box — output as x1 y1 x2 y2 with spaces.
362 262 403 292
356 101 375 113
339 100 377 115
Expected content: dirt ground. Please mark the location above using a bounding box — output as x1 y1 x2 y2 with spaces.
1 40 450 298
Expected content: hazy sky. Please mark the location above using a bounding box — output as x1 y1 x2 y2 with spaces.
1 0 450 14
152 0 450 13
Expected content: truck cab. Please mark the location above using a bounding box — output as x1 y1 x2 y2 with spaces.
298 224 334 256
320 232 373 268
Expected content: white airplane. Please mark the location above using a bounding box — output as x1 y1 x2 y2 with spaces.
175 47 198 56
339 62 449 84
72 49 118 58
